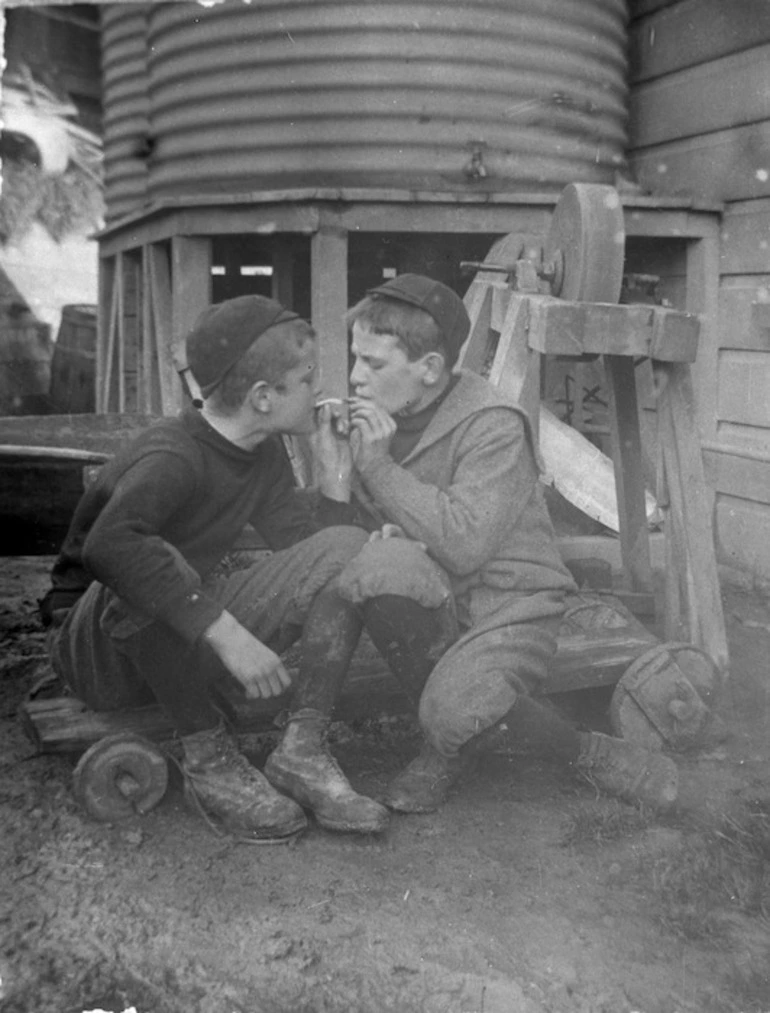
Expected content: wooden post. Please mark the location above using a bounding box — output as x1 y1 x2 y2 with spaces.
146 243 178 415
489 295 541 441
683 232 720 528
96 254 115 414
271 238 295 311
172 236 212 403
311 226 348 397
123 252 142 413
605 354 654 593
140 248 157 413
656 362 729 673
685 232 720 446
458 283 495 374
100 252 124 414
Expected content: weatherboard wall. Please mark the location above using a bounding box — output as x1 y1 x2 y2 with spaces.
628 0 770 579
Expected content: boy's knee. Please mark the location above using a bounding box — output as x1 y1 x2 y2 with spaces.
418 652 522 757
336 537 451 607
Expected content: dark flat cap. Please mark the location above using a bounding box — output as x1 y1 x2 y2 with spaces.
366 274 470 360
186 295 300 398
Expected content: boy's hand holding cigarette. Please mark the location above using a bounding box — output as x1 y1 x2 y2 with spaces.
348 396 396 471
312 397 353 501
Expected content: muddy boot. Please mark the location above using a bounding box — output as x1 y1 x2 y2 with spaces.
575 732 679 812
384 740 464 813
264 709 390 834
182 724 307 839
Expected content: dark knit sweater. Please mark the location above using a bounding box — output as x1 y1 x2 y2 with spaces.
43 408 351 643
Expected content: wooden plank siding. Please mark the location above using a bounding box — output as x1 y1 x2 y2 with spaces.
719 278 770 351
720 198 770 274
629 0 770 580
717 350 770 428
629 0 770 84
630 121 770 205
630 47 770 149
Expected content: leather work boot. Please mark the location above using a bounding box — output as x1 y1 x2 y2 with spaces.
576 732 679 812
182 725 307 839
264 709 390 834
384 740 465 813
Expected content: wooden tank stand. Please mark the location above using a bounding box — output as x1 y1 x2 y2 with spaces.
95 187 722 406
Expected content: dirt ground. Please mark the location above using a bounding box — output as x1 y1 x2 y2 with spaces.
1 556 769 1013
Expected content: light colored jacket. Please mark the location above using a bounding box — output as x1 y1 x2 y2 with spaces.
353 370 576 609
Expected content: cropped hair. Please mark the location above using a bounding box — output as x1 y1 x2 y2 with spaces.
345 294 456 368
210 318 316 413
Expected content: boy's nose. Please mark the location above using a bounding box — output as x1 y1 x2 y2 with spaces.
349 360 364 387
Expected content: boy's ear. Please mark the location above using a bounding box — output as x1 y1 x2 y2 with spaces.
422 351 447 386
248 380 273 414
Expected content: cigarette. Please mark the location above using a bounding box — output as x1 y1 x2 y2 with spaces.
314 397 350 409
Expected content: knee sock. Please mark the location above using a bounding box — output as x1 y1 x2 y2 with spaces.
288 587 364 715
361 594 456 707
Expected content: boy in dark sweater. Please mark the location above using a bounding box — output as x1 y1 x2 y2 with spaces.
43 295 390 840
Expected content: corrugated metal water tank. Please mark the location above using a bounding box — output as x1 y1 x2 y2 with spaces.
142 0 629 202
101 4 150 222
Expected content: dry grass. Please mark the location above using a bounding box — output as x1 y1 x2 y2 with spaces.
649 800 769 939
559 793 770 1011
560 798 655 848
563 797 770 1010
646 800 770 1010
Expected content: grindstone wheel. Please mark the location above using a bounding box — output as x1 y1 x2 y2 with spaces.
543 183 625 303
73 733 169 822
609 642 722 751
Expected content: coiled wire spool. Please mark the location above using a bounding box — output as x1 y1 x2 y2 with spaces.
72 732 169 822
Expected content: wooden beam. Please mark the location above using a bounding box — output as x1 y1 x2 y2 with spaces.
101 253 123 414
271 238 295 311
605 355 653 593
458 283 495 374
140 248 158 414
488 296 541 438
147 244 180 415
171 236 212 402
526 299 699 362
96 255 115 415
311 226 348 397
655 362 729 673
686 233 720 456
98 199 719 260
99 206 321 257
319 203 552 236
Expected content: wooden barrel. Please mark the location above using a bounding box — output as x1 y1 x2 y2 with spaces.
0 320 53 415
49 305 98 414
